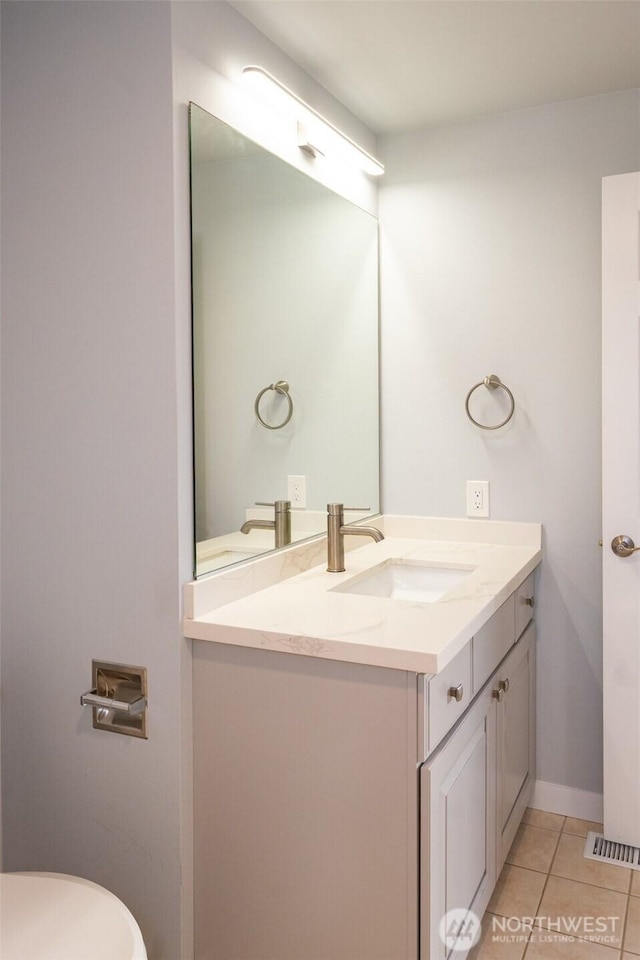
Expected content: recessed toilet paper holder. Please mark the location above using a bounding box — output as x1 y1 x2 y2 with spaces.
81 660 148 738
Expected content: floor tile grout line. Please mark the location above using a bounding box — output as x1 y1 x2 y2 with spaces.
563 830 604 837
505 817 566 875
485 819 564 957
621 887 633 957
510 817 625 958
522 809 566 834
548 870 633 895
521 825 564 959
562 818 605 840
489 811 633 957
623 860 633 952
548 819 565 876
528 876 627 953
523 827 633 895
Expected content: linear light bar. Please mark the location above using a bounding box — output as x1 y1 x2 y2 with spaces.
242 65 384 177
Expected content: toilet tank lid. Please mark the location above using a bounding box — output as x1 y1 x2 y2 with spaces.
0 872 147 960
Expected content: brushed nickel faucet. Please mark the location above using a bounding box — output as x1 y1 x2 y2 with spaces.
326 503 384 573
241 500 292 549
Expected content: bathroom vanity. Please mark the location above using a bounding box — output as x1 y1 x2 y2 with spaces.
185 516 541 960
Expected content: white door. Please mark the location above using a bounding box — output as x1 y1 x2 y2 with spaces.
602 171 640 847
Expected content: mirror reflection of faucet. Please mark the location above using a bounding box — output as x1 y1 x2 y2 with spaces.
326 503 384 573
241 500 292 548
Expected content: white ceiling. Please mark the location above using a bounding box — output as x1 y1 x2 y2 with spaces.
229 0 640 134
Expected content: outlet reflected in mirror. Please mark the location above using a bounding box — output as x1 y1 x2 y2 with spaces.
189 104 380 577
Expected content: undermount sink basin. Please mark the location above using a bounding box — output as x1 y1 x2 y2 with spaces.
331 559 476 603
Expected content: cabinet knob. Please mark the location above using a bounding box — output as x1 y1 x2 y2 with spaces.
493 678 509 701
448 683 464 703
524 596 534 607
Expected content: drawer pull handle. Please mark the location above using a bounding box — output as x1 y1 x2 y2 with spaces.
448 684 464 703
524 596 534 607
493 678 509 701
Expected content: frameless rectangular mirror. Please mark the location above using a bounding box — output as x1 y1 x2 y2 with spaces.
189 103 380 577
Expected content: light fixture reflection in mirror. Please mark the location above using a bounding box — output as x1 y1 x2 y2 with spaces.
189 103 380 578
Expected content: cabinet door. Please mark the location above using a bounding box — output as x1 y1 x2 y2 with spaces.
421 686 496 960
496 621 536 870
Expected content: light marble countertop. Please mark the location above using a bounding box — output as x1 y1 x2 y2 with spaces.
185 515 542 674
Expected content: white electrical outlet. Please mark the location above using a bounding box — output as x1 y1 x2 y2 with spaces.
287 475 306 508
466 480 490 518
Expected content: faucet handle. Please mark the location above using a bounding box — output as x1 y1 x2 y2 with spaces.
255 500 291 511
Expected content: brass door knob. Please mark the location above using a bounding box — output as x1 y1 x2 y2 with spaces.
611 535 640 558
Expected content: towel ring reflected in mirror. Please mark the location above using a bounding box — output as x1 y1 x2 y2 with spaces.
254 380 294 430
465 374 515 430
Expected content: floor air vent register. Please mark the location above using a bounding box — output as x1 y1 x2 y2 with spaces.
584 831 640 871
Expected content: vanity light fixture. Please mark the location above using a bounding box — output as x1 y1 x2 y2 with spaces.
242 65 384 177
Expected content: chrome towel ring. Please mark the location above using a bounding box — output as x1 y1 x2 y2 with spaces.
254 380 293 430
465 375 515 430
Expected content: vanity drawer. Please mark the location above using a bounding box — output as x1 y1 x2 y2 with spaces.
472 595 516 693
515 573 535 639
425 643 473 755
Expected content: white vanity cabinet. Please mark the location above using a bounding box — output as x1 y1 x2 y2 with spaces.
192 573 537 960
421 621 535 960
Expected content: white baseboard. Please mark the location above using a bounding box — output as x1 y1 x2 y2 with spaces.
531 779 603 822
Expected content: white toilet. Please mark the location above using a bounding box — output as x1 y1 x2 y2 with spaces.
0 872 148 960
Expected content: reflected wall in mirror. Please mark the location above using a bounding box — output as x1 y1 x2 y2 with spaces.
190 103 380 577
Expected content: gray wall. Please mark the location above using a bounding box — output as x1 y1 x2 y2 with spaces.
0 3 184 958
0 1 380 956
379 89 640 795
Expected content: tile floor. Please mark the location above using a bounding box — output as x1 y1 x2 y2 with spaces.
469 808 640 959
